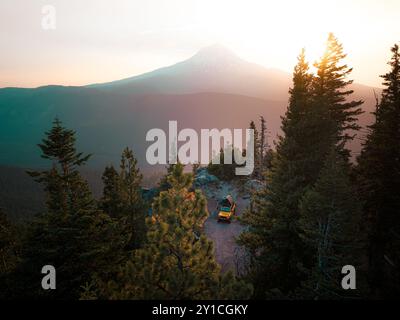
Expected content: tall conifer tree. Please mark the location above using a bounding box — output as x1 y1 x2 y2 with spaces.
100 165 123 218
298 149 363 299
100 148 147 250
239 49 314 296
357 44 400 298
239 35 362 297
119 148 146 249
15 119 116 299
249 120 260 177
313 33 363 158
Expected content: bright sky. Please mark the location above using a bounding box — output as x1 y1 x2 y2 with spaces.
0 0 399 88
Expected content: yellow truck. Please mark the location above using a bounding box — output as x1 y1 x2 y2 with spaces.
217 195 236 222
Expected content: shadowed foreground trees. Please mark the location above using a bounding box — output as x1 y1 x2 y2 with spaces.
357 44 400 298
5 119 121 299
1 120 250 300
100 148 147 250
238 48 316 296
298 149 364 299
239 34 366 298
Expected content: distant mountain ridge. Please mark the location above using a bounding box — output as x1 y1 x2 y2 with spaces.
0 45 380 170
87 44 293 101
87 44 379 103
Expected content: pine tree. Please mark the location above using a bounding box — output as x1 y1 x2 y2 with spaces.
259 116 274 173
248 120 260 177
27 118 94 214
100 148 147 250
238 49 314 297
313 33 363 157
119 148 147 249
259 116 267 167
14 119 117 299
357 44 400 298
239 34 363 297
91 163 252 299
298 149 363 299
159 162 177 191
100 165 123 218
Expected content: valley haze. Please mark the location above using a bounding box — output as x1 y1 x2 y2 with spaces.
0 45 379 171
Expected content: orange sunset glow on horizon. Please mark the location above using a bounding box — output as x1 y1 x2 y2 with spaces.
0 0 399 88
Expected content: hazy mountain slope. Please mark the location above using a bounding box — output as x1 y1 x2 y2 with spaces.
89 44 292 101
0 88 284 168
0 45 380 170
0 46 381 221
89 45 380 107
88 44 380 148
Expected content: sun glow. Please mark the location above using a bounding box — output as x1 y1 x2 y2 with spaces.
1 0 399 87
191 0 395 75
